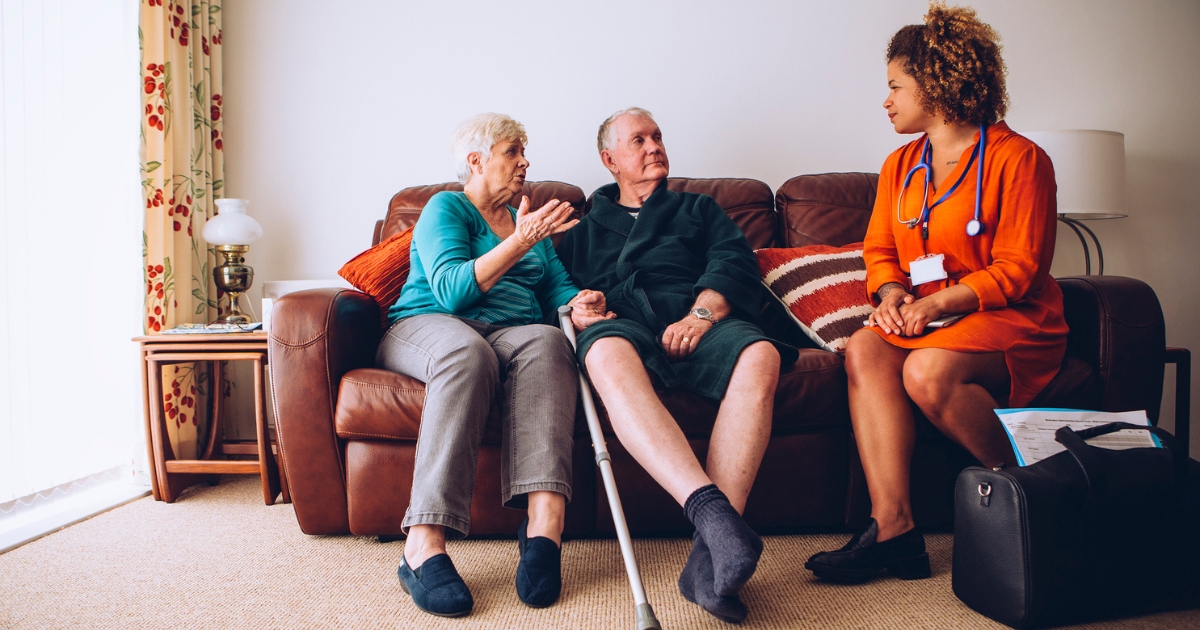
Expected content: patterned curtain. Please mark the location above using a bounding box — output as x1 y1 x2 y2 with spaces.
140 0 224 460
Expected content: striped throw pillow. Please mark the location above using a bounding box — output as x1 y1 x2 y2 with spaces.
338 226 414 326
756 244 872 353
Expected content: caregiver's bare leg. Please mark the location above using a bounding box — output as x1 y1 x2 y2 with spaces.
903 347 1016 469
845 329 917 543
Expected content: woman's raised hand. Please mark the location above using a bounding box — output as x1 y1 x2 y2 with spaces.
514 196 579 249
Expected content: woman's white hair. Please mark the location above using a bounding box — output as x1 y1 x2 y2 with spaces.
451 113 528 184
597 107 654 153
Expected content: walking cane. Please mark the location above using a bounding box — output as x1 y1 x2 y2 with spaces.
558 305 662 630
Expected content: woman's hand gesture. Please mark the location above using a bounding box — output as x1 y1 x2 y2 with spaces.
514 196 579 249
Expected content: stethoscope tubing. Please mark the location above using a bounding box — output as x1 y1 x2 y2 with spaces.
896 125 987 238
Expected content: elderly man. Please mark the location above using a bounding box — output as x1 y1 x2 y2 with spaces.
557 108 796 623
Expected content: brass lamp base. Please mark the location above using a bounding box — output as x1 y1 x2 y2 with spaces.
212 244 254 325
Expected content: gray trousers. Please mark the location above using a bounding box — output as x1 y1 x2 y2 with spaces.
376 314 578 538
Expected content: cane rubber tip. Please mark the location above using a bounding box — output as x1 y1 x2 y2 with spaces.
636 603 661 630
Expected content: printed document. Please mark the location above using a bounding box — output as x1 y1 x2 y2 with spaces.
996 408 1160 466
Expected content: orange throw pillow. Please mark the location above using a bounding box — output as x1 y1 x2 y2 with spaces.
338 226 414 325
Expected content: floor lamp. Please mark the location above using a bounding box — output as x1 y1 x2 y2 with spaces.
1023 130 1127 275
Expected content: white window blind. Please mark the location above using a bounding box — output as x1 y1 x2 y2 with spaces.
1 0 144 506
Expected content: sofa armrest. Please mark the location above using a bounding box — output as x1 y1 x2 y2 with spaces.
269 288 381 534
1057 276 1166 420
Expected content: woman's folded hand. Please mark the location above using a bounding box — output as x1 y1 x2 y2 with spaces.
897 297 945 336
868 285 914 335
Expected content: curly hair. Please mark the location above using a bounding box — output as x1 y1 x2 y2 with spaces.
887 2 1008 126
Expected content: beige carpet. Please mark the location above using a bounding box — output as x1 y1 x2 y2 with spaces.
0 476 1195 629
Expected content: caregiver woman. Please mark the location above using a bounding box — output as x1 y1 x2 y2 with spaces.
379 113 612 617
805 3 1067 583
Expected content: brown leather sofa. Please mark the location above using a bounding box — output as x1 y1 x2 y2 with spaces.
268 174 1168 539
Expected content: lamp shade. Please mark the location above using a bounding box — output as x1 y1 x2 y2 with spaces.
204 198 263 245
1022 130 1127 220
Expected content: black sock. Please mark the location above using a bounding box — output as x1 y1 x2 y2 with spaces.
684 484 763 597
679 535 748 623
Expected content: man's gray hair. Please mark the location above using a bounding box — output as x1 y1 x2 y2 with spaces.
597 107 655 153
450 113 528 184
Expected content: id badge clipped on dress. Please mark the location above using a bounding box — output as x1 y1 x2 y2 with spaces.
909 253 948 287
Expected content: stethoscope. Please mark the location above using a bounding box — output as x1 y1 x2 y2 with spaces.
896 125 986 240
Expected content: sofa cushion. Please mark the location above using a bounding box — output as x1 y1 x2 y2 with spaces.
776 172 878 247
1027 356 1101 409
756 244 873 353
341 347 848 446
377 181 587 245
334 368 425 441
334 368 504 443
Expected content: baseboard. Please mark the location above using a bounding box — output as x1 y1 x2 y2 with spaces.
0 482 151 555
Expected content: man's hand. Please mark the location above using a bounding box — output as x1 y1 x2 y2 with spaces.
661 315 713 360
569 289 616 331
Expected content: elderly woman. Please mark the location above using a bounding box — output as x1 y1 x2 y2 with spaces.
805 4 1067 582
378 113 612 617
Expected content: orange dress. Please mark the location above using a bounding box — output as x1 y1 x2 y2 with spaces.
864 121 1068 406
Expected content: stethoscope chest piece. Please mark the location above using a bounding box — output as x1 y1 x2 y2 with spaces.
966 219 983 237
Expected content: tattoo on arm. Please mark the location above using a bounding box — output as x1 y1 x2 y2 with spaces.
878 282 907 301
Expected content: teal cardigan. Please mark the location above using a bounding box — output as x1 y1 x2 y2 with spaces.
387 191 580 327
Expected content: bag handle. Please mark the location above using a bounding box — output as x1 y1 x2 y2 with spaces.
1054 422 1186 502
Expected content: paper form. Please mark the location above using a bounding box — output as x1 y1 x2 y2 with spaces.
995 408 1160 466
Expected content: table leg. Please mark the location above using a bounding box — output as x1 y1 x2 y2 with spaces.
140 347 161 501
253 357 281 504
147 359 174 502
150 358 219 502
200 360 224 461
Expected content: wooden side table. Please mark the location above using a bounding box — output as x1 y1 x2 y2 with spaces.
135 332 289 504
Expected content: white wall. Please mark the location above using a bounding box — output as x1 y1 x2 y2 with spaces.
222 0 1200 452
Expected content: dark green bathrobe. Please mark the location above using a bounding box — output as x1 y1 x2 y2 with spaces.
557 181 796 400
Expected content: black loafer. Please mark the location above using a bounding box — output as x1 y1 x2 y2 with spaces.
805 519 931 583
516 518 562 608
398 553 474 617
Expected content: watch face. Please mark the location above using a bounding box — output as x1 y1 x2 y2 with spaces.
692 307 713 320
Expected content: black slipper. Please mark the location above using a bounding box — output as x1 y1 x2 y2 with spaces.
398 553 474 617
516 518 562 608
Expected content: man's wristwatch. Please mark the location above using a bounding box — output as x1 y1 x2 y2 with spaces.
689 307 716 323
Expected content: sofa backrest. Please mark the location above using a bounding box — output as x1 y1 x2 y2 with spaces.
375 181 587 246
376 174 881 251
665 177 778 249
775 172 878 247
